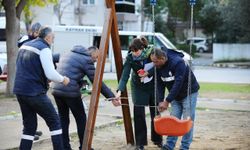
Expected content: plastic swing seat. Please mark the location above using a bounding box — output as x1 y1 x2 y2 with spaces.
154 115 193 136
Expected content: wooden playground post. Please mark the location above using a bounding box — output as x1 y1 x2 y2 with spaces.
106 0 134 145
82 1 134 150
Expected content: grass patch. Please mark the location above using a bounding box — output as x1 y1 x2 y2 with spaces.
199 82 250 94
104 80 250 94
103 80 131 91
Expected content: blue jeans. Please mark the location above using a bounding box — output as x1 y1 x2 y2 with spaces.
16 94 64 150
164 92 198 150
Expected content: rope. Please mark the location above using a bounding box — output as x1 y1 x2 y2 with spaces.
104 97 158 108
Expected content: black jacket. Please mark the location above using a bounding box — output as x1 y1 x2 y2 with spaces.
157 49 199 102
51 45 114 98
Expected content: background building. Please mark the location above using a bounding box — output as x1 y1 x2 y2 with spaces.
30 0 143 31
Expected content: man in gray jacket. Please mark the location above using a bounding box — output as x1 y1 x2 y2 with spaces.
52 45 119 150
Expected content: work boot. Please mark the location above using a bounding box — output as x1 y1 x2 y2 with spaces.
153 142 163 148
135 145 144 150
35 130 43 136
34 135 39 141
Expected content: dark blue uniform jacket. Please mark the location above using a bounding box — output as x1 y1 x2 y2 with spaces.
157 49 199 102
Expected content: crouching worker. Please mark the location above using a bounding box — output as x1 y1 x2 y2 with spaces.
51 45 119 150
13 26 70 150
150 48 199 150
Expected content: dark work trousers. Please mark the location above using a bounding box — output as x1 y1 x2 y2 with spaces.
134 104 162 146
16 94 64 150
54 95 86 150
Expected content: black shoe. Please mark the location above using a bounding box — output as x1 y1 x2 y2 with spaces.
35 130 43 136
153 142 162 148
34 135 39 141
135 145 144 150
161 145 170 150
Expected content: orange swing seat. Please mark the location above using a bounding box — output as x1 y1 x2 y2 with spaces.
154 115 193 136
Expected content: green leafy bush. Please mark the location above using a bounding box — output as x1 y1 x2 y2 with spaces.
176 44 196 57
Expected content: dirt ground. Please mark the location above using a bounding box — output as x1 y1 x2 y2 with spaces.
1 90 250 150
30 109 250 150
93 110 250 150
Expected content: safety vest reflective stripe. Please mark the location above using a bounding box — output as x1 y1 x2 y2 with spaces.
50 129 62 136
161 76 175 82
21 134 34 140
19 45 41 55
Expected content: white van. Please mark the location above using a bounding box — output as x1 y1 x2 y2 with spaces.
52 25 191 72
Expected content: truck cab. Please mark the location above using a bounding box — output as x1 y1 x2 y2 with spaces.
52 25 192 72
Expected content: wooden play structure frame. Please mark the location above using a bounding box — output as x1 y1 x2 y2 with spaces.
82 1 196 149
81 0 134 149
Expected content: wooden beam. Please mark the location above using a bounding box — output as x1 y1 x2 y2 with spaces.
82 8 113 150
106 0 134 145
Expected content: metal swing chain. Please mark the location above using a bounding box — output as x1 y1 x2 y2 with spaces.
151 2 158 117
187 2 195 120
105 97 158 108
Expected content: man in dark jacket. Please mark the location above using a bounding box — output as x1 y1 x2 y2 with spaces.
52 45 118 150
150 48 199 150
14 26 70 150
18 22 59 69
18 22 41 48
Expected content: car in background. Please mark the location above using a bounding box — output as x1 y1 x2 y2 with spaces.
186 37 209 53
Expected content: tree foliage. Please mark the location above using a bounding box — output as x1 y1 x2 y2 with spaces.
198 3 222 38
142 0 205 43
142 1 168 31
215 0 250 43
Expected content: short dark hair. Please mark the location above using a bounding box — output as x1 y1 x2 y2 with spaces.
38 27 52 39
129 37 148 52
150 48 166 59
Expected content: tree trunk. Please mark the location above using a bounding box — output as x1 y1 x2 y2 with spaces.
2 0 22 96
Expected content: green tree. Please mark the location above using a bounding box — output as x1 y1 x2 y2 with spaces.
216 0 250 43
142 0 168 33
141 0 204 43
198 3 222 43
1 0 57 96
166 0 204 40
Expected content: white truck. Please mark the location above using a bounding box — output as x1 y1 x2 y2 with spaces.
52 25 191 72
